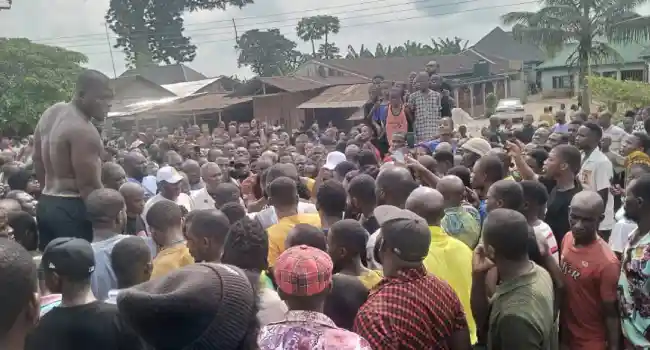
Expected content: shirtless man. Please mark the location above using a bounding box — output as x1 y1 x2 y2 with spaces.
33 69 112 250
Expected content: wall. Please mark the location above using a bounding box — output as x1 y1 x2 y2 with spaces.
111 81 175 111
252 91 320 130
540 62 647 92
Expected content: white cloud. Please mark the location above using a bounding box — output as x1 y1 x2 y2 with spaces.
7 0 646 79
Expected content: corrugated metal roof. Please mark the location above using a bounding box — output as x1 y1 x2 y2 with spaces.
162 77 223 97
537 41 650 70
258 76 366 92
155 93 252 114
297 84 370 109
107 97 181 118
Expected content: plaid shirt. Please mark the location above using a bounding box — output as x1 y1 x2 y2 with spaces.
407 89 442 143
354 265 468 349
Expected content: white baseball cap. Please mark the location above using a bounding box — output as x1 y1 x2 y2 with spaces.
156 166 183 184
323 151 346 170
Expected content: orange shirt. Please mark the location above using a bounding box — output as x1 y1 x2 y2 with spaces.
385 104 408 146
560 232 620 350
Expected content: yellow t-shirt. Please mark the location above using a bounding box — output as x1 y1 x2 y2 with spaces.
358 269 383 290
267 213 321 267
302 177 316 197
539 113 554 126
422 226 477 344
151 243 194 279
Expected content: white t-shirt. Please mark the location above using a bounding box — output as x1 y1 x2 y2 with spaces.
609 206 637 253
602 124 628 155
191 188 247 211
249 201 318 229
142 193 193 231
578 149 614 230
532 221 559 262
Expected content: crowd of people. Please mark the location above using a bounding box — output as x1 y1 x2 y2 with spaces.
2 67 650 350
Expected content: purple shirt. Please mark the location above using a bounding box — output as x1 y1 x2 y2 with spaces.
552 123 569 133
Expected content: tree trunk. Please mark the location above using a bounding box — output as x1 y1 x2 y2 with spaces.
311 39 315 56
132 0 153 70
324 32 329 58
578 44 591 114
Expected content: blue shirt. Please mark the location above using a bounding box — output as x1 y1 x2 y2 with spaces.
479 199 487 226
373 104 388 125
552 123 569 133
417 139 457 153
127 177 155 200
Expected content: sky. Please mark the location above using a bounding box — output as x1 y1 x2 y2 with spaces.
2 0 649 79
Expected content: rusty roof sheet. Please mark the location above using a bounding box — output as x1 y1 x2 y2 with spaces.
297 84 371 109
155 93 252 115
257 75 367 92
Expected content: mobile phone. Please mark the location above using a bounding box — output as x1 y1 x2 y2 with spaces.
393 150 405 163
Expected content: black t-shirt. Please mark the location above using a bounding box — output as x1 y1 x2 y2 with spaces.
361 215 380 236
441 95 452 117
519 125 535 144
546 180 582 246
26 301 142 350
125 216 146 236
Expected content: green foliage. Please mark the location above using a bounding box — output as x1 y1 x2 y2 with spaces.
588 76 650 112
502 0 650 114
0 38 87 136
236 29 303 76
317 42 340 59
295 15 340 58
344 37 468 59
106 0 252 69
485 92 498 117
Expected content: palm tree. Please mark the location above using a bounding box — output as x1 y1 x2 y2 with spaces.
318 42 341 59
502 0 650 113
320 15 340 57
296 15 340 59
431 37 468 54
346 44 374 58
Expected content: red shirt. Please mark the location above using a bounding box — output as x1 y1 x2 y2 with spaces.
560 232 620 350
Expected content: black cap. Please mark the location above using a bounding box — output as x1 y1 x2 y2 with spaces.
374 205 431 262
41 237 95 280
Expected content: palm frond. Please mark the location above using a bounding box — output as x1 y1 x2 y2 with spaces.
607 14 650 42
501 11 537 25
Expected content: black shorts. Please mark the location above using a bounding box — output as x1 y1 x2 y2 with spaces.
36 195 92 251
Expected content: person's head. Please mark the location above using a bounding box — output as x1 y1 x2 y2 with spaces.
333 161 358 183
624 174 650 224
532 128 550 146
447 165 471 188
344 144 360 163
285 224 327 252
414 71 430 92
220 202 247 224
569 191 604 243
471 155 505 191
185 209 231 263
520 180 548 222
295 134 309 153
41 237 95 295
316 180 347 220
248 140 262 159
146 200 183 246
156 166 183 201
111 236 152 289
482 209 531 264
0 237 38 345
164 151 183 171
327 219 369 272
85 188 126 232
323 274 368 331
122 151 148 181
74 69 112 121
405 186 445 226
375 167 418 207
211 182 241 209
436 175 466 208
433 150 454 175
598 111 613 129
117 263 259 350
545 132 569 149
575 122 602 151
119 182 145 216
525 149 549 175
347 173 376 214
374 206 431 275
485 179 524 213
621 132 650 156
4 190 36 216
572 111 587 123
221 217 268 272
523 114 534 126
8 211 37 252
554 110 566 124
623 113 636 133
181 159 201 186
459 138 491 168
0 199 22 215
101 162 127 191
544 144 582 178
7 168 39 195
200 162 223 194
567 120 582 144
267 176 299 212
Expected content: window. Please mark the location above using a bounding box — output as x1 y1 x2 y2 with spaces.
552 75 571 89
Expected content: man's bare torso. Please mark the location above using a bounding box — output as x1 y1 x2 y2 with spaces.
34 102 102 197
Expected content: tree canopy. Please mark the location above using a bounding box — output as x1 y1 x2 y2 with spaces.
502 0 650 113
236 29 303 76
588 76 650 111
106 0 252 69
295 15 341 58
345 37 468 59
0 38 87 136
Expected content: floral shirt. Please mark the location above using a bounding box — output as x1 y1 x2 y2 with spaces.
441 205 481 249
618 229 650 347
258 310 372 350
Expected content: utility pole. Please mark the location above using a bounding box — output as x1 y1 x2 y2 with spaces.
232 18 239 43
104 22 118 79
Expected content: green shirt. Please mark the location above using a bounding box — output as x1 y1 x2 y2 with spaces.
488 263 556 350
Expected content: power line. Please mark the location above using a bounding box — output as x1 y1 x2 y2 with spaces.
34 0 492 46
72 0 534 57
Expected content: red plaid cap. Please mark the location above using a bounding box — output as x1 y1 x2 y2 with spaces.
273 245 333 297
